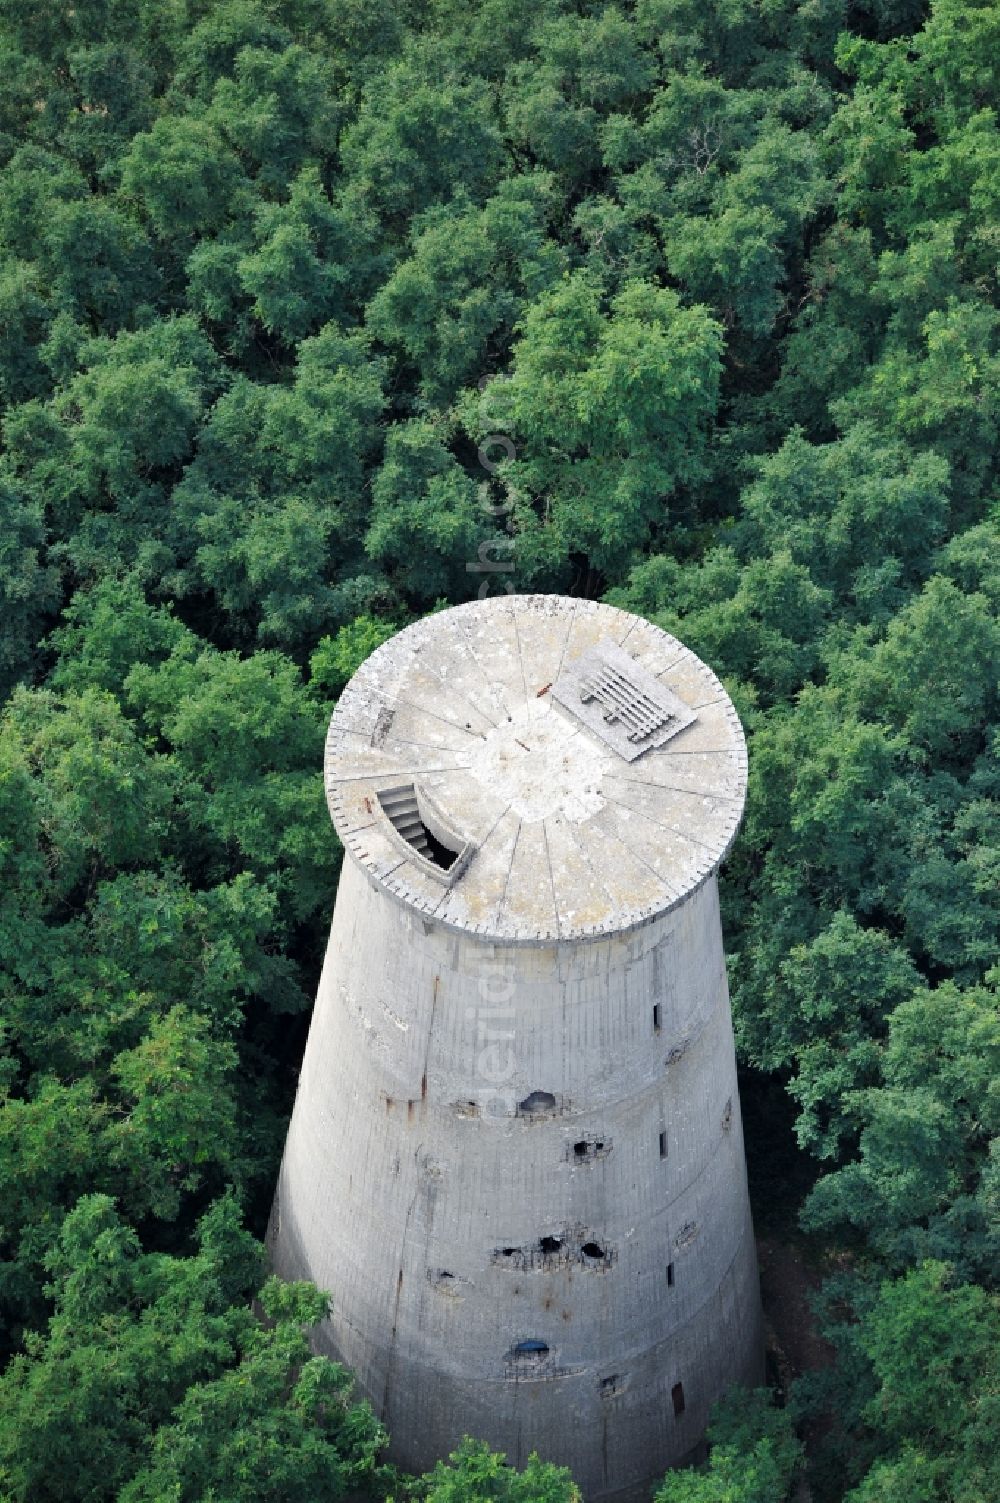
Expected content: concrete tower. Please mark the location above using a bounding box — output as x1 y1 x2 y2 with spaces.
268 596 762 1501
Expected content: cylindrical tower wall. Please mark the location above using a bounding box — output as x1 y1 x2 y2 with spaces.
270 855 762 1499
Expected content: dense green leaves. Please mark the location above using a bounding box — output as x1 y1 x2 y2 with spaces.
121 1276 389 1503
654 1389 802 1503
805 1263 1000 1503
802 981 1000 1277
0 1196 387 1503
0 0 998 1497
471 274 723 580
412 1437 581 1502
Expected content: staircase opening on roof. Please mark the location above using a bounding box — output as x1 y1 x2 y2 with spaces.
424 827 459 870
376 782 471 880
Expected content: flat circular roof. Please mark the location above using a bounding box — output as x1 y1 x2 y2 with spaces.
325 596 747 943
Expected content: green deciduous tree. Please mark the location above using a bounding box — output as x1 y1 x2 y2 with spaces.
469 274 722 582
413 1436 580 1502
119 115 249 242
366 421 484 602
238 166 373 343
121 1278 389 1503
0 478 58 699
207 42 341 191
0 1195 385 1503
809 1263 1000 1503
340 52 506 230
309 615 399 700
653 1388 802 1503
366 178 563 404
802 983 1000 1277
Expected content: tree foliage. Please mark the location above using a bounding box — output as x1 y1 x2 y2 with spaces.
653 1389 802 1503
407 1437 581 1503
0 0 997 1496
0 1195 388 1503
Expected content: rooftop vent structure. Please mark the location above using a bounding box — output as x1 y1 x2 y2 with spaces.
550 640 698 761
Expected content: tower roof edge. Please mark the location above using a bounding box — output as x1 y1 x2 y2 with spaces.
325 595 747 943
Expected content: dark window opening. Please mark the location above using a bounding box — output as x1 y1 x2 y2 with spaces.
672 1381 685 1416
539 1236 562 1255
581 1241 604 1260
570 1137 608 1162
659 1130 668 1159
513 1339 549 1359
653 1003 661 1032
600 1375 620 1396
519 1090 556 1114
500 1247 518 1258
666 1262 675 1288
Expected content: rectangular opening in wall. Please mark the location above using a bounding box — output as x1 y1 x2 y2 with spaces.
659 1130 668 1159
653 1003 661 1033
666 1262 674 1287
672 1381 685 1416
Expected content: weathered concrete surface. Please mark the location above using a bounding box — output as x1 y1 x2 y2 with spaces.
269 597 763 1500
324 596 747 943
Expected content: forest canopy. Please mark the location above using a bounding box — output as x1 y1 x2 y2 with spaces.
0 0 997 1499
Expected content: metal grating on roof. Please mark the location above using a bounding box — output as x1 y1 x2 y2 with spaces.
579 662 673 744
551 641 698 761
